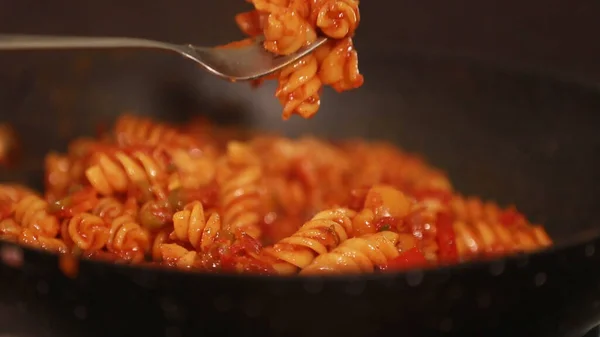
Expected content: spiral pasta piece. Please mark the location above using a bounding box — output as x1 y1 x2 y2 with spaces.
13 194 60 238
18 228 67 254
263 208 355 274
276 54 322 119
316 38 363 92
107 215 151 262
85 150 168 199
92 197 128 222
311 0 360 39
0 218 21 241
301 231 400 275
171 201 222 251
453 219 552 258
217 142 265 239
257 2 316 55
114 114 199 150
152 229 171 261
0 184 37 204
45 153 72 202
160 243 198 269
63 213 110 252
167 149 216 191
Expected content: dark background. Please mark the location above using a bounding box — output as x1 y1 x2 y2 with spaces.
1 0 599 83
1 2 600 337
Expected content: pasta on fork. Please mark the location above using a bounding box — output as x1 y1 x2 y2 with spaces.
234 0 364 119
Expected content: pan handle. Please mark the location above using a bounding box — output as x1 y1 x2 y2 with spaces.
0 34 170 51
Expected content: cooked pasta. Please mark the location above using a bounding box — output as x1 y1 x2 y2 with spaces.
62 213 110 252
233 0 363 119
106 215 150 262
216 142 265 240
263 208 355 274
0 115 553 275
171 201 222 251
300 231 401 275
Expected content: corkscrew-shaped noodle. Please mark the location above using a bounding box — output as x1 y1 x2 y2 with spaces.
63 213 110 252
152 229 171 261
0 218 21 241
301 231 400 275
114 114 198 150
13 195 59 238
218 142 265 239
171 201 222 251
85 150 167 199
453 219 552 258
160 243 198 269
316 38 363 92
92 197 128 222
276 54 322 119
107 215 151 262
257 2 316 55
311 0 360 39
0 184 37 204
45 153 72 202
18 228 67 254
451 196 505 225
168 149 216 191
263 208 355 274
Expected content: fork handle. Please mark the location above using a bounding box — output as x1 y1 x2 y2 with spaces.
0 34 170 51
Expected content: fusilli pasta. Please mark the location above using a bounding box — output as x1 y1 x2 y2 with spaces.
0 114 553 275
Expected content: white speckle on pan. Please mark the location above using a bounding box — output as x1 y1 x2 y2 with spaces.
36 280 49 295
213 295 232 313
74 305 87 320
303 278 323 294
243 298 262 318
0 245 23 268
16 301 26 313
440 318 453 332
489 261 505 276
345 280 366 296
448 285 463 300
534 272 547 287
477 292 491 309
406 270 424 287
165 326 181 337
516 255 529 268
585 244 595 257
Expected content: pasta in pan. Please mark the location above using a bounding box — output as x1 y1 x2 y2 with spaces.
0 114 553 275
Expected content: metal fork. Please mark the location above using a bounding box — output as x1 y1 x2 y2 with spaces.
0 34 328 82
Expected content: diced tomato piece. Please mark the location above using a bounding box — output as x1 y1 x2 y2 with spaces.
499 208 524 227
436 212 458 263
381 248 428 271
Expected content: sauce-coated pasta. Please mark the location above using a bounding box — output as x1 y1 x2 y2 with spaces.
0 115 553 275
233 0 364 119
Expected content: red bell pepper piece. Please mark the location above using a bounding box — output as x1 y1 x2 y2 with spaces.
436 212 458 263
382 248 428 271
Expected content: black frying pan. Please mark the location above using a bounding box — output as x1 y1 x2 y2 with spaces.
1 2 600 337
